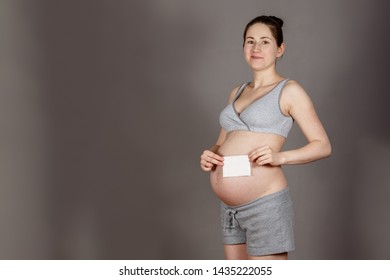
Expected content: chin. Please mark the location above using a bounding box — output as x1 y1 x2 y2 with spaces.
249 63 274 72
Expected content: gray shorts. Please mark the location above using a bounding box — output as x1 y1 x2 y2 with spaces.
221 188 295 256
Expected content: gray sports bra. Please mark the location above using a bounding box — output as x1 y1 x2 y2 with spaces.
219 79 293 138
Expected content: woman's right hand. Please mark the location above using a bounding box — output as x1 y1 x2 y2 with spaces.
200 150 224 171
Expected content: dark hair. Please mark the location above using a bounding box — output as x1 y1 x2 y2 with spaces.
243 15 284 47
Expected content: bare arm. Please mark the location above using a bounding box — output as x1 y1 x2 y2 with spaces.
249 81 331 166
200 86 240 171
200 129 226 171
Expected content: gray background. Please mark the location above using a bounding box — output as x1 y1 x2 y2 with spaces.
1 0 389 259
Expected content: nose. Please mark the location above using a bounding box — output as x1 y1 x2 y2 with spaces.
252 42 262 52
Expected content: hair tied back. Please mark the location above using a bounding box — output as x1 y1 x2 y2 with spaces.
268 16 284 28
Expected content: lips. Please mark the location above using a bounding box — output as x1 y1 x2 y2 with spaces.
250 55 263 59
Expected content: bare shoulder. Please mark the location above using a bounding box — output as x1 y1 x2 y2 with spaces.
283 80 309 97
280 80 314 116
227 84 244 103
282 80 312 105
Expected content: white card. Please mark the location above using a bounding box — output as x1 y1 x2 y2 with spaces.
223 155 251 177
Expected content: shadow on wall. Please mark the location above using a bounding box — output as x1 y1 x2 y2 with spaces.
37 1 219 259
307 0 390 259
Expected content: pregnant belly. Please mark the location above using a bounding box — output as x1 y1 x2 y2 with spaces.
210 162 287 206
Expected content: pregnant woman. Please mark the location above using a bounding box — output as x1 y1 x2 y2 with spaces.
200 15 331 260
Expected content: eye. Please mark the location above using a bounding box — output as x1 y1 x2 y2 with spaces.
246 39 255 44
261 40 270 45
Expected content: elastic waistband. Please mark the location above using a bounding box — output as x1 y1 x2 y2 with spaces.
222 188 290 212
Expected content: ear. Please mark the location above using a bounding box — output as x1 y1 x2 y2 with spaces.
276 43 285 58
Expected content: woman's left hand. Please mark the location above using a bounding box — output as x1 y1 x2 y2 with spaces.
248 145 285 166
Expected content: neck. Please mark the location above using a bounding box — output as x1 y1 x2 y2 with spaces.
251 68 282 88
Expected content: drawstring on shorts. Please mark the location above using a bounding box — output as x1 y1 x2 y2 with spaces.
223 209 238 229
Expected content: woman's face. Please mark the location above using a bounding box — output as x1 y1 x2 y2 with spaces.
243 23 284 71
